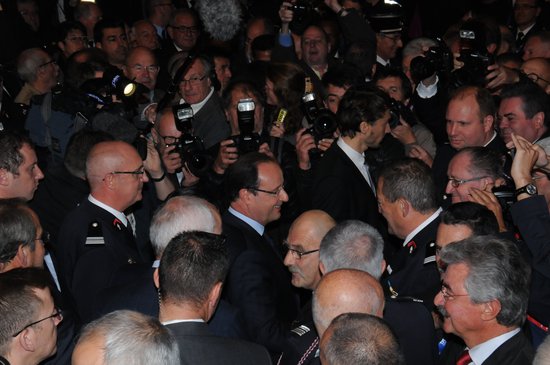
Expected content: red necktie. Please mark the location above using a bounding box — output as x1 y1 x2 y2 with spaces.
456 350 471 365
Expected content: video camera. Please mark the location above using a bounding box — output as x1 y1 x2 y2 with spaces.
171 103 211 177
230 98 261 155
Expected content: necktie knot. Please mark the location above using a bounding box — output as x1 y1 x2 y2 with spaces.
456 349 471 365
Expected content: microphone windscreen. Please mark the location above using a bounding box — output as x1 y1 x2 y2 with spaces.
195 0 242 41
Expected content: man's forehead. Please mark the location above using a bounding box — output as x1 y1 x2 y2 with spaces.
303 27 325 39
174 13 196 26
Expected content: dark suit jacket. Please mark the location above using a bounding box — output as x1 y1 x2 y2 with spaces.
311 143 381 229
166 321 271 365
57 199 143 323
438 331 533 365
384 212 441 306
191 92 231 150
222 211 299 357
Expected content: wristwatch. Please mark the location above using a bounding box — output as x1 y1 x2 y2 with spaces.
514 183 537 198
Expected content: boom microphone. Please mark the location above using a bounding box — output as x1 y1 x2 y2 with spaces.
195 0 242 42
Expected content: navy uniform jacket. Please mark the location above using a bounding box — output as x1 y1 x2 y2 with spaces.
166 321 271 365
222 211 299 359
384 211 441 307
57 199 143 323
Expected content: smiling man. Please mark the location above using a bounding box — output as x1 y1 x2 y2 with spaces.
222 152 298 361
435 236 533 364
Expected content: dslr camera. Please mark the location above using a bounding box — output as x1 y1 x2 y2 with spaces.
409 40 453 85
230 98 261 155
302 92 338 157
171 103 211 177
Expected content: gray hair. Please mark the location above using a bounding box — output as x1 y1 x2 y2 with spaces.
0 200 37 264
149 196 219 257
378 158 437 214
17 48 49 83
534 335 550 365
321 313 405 365
402 37 438 59
455 147 505 180
77 310 180 365
439 235 530 327
320 220 385 279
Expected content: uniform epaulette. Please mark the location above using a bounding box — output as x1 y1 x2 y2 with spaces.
85 220 104 245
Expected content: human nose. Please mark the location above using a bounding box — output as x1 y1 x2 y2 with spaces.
445 179 455 194
447 122 457 136
35 166 44 180
434 290 445 306
283 250 295 266
279 187 289 202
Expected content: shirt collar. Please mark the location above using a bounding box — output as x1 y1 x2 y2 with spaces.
483 130 497 147
162 319 205 325
377 55 390 66
469 328 520 365
88 195 128 226
337 137 365 166
180 87 214 115
228 206 265 236
402 208 442 247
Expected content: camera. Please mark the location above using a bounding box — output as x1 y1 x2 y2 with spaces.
302 92 338 157
171 103 211 177
289 0 316 34
450 28 495 88
409 41 452 85
230 98 261 155
388 99 418 129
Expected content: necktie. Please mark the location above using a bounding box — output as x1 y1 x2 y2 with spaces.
516 31 525 43
363 159 376 195
456 350 471 365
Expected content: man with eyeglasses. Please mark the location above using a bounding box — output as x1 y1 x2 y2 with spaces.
367 1 404 68
521 58 550 94
57 141 149 323
278 210 335 365
0 268 63 365
164 9 200 61
56 21 87 62
435 236 533 365
222 152 298 361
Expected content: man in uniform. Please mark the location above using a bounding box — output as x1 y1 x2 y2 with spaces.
57 141 149 323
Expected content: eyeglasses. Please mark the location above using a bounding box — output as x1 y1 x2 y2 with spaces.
525 72 550 86
35 231 50 246
130 64 160 73
12 309 63 337
283 241 319 259
180 75 207 86
439 284 469 302
103 166 146 181
170 25 199 35
66 35 87 43
447 176 489 188
160 135 180 145
248 184 286 197
39 59 57 68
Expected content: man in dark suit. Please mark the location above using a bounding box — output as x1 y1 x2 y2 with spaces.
435 236 533 364
156 231 271 365
222 152 299 359
378 158 442 306
57 141 149 323
511 0 545 54
311 88 391 229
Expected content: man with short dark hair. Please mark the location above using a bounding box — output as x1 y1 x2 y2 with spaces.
222 152 298 359
74 2 102 43
94 19 128 69
523 31 550 61
320 313 405 365
311 89 390 227
164 8 200 61
0 132 44 201
378 158 441 305
0 268 63 365
435 236 533 364
56 21 87 61
512 0 545 53
156 231 271 364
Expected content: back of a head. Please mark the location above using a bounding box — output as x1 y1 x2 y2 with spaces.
312 269 385 336
0 268 51 356
337 88 391 137
439 235 530 328
0 132 32 176
75 310 179 365
158 231 228 307
378 158 437 214
321 313 405 365
441 202 499 235
320 220 384 279
64 129 113 179
149 196 221 257
402 37 438 59
0 199 36 266
534 334 550 365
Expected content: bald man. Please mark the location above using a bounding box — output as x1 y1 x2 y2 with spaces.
521 57 550 94
57 141 149 323
312 269 385 337
280 210 336 365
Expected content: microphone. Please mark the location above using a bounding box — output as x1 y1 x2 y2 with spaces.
195 0 242 41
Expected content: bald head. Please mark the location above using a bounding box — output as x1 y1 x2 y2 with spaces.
86 141 147 211
289 210 336 246
312 269 385 336
521 58 550 94
124 46 159 90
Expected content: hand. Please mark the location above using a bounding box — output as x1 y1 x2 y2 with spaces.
485 64 520 91
468 187 507 232
509 133 540 186
258 142 275 159
213 139 238 174
279 1 295 25
143 138 164 178
160 143 182 174
181 163 200 187
408 145 433 167
318 137 335 152
324 0 342 13
295 128 315 170
452 52 463 71
143 103 158 124
270 123 286 138
391 118 417 145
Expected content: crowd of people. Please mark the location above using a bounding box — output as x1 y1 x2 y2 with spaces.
1 0 550 364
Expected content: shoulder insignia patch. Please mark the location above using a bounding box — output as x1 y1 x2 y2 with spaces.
291 325 311 336
424 241 437 265
85 221 104 245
